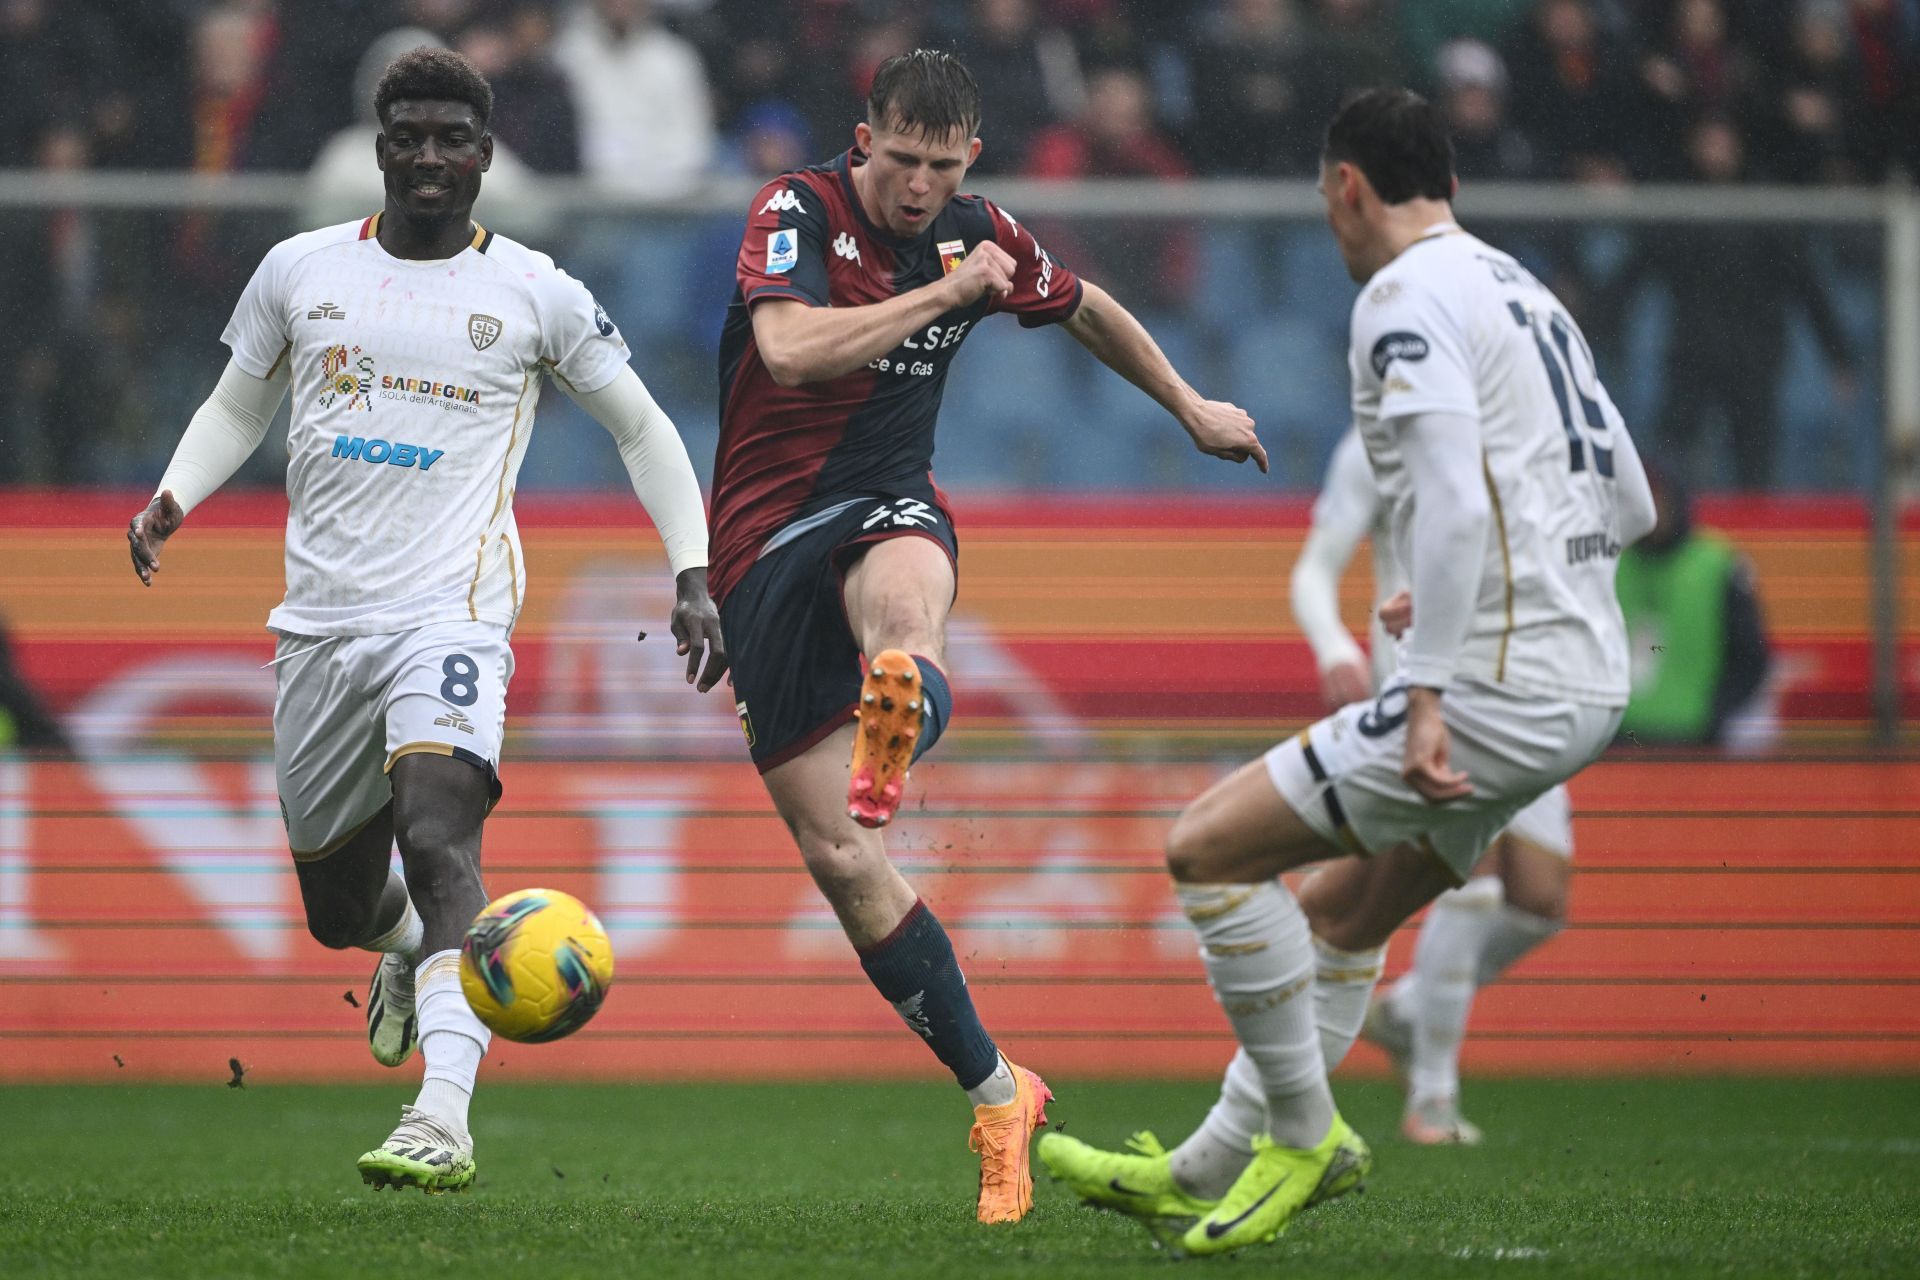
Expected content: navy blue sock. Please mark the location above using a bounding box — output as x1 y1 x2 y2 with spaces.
857 899 999 1090
910 655 950 764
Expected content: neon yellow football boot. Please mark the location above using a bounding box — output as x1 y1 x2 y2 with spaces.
1180 1113 1371 1257
1036 1130 1216 1223
357 1105 475 1194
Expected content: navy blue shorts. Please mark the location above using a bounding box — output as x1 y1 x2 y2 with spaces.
720 494 958 773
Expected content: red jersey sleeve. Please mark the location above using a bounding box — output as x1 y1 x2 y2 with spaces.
737 176 831 309
982 199 1082 328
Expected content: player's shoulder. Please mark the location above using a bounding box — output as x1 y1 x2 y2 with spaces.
944 192 1004 241
749 157 842 217
477 231 610 323
258 218 374 275
1351 237 1483 334
476 229 561 280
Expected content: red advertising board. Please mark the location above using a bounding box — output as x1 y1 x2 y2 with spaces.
1 491 1915 1079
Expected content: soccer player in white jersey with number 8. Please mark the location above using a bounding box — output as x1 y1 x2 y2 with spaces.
125 49 723 1193
1040 88 1656 1256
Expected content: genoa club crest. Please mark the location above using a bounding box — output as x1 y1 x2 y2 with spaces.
468 313 502 351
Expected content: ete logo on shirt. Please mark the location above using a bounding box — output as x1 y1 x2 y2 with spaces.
766 230 798 274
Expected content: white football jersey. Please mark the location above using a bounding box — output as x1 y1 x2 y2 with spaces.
1348 223 1635 707
1309 427 1403 687
222 215 631 636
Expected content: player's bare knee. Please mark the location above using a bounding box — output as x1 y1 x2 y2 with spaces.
797 836 878 908
1314 911 1392 954
1165 809 1223 883
391 801 478 866
1504 875 1568 923
303 900 373 950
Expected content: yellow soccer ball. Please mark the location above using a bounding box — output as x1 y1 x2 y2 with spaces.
459 888 615 1043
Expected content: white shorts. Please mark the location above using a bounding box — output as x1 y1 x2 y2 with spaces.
272 621 513 859
1502 784 1574 861
1266 678 1617 884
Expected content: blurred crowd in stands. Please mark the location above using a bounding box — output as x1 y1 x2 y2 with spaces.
0 0 1898 492
4 0 1917 185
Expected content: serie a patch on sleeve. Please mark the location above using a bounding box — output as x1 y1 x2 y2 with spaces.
767 231 798 274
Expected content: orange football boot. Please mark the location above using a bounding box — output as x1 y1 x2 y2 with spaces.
848 649 922 828
969 1060 1053 1224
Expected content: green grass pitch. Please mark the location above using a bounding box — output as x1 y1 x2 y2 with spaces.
2 1077 1915 1278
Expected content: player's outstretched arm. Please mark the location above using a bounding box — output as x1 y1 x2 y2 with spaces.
752 242 1018 387
561 366 727 692
1060 281 1267 472
126 358 288 586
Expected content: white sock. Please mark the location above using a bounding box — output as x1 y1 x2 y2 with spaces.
1313 936 1387 1070
1476 902 1564 988
1404 877 1503 1104
1169 1048 1264 1198
965 1054 1018 1108
412 950 488 1132
361 879 424 961
1176 881 1333 1150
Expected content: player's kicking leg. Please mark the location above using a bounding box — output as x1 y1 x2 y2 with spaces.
766 722 1050 1223
1364 787 1571 1144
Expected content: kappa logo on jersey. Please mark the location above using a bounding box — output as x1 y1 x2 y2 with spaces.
307 301 347 320
832 231 861 264
318 343 375 411
766 230 798 274
938 239 966 274
468 313 502 351
760 188 806 216
1370 331 1430 378
330 435 446 470
592 301 616 338
862 498 938 530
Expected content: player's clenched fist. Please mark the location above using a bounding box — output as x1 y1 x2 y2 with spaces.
942 241 1017 307
1183 399 1269 473
126 490 184 587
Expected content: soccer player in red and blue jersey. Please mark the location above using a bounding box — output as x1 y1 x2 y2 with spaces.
708 50 1266 1222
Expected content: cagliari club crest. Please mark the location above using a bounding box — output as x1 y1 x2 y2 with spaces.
468 313 502 351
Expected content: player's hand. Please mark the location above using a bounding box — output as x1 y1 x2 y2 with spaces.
1183 399 1269 473
942 241 1016 307
127 490 184 587
1402 686 1472 804
669 566 728 693
1320 658 1372 710
1379 590 1412 639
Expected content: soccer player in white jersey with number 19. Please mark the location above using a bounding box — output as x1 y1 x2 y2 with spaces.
1295 426 1579 1148
124 49 724 1193
1039 88 1656 1257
